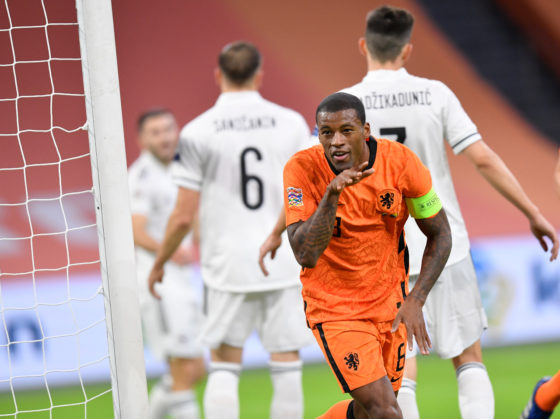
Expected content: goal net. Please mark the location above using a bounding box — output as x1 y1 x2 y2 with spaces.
0 0 147 417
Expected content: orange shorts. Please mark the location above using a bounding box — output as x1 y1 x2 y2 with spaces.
312 319 407 393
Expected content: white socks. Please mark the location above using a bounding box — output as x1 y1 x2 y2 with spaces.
397 378 420 419
149 375 200 419
167 390 200 419
203 362 242 419
456 362 494 419
269 360 304 419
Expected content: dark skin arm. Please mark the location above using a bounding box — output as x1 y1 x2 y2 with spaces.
391 208 452 355
287 162 374 268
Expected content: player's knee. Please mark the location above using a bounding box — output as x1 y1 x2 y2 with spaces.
362 400 402 419
189 358 206 383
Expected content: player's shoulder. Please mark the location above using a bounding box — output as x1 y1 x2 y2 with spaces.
404 73 455 96
129 153 151 176
128 153 156 186
286 144 323 168
376 137 418 165
180 106 217 138
259 97 307 123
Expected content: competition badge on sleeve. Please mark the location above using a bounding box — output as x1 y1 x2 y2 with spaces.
287 187 303 207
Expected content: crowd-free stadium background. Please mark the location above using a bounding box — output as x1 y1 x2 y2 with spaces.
1 0 560 416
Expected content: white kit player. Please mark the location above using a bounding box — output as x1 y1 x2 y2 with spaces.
148 42 313 419
129 109 205 419
341 6 558 419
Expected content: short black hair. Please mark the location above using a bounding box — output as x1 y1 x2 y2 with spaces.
365 6 414 63
315 92 366 125
218 41 261 86
137 108 174 132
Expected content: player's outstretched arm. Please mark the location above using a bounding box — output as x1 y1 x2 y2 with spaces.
462 140 559 261
259 208 286 276
392 209 451 355
148 187 199 298
287 162 374 268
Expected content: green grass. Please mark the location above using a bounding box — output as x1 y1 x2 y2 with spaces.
1 341 558 418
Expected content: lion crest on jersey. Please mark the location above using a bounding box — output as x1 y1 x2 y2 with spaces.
287 187 303 207
376 188 401 216
380 192 394 209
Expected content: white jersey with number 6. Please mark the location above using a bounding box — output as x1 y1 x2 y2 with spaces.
342 68 481 275
173 91 310 292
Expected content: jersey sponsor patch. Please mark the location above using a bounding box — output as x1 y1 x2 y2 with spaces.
287 187 303 207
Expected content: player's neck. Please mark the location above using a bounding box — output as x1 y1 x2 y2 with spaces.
221 85 258 93
149 151 172 167
367 58 403 72
221 78 259 93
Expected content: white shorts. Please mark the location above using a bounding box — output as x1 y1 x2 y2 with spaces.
137 262 204 361
200 285 314 353
409 255 488 359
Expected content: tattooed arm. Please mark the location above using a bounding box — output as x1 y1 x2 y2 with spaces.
287 162 374 268
391 208 452 354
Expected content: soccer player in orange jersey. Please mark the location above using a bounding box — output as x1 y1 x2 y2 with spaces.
520 372 560 418
283 92 452 418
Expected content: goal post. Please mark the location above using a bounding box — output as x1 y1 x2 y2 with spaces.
76 0 149 417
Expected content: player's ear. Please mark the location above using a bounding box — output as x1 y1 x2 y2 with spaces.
363 122 371 139
358 37 368 57
253 68 264 90
401 43 413 63
214 67 222 87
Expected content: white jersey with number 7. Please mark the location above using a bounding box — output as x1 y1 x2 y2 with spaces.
342 68 482 275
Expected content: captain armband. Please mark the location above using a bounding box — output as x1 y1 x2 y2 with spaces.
405 188 442 219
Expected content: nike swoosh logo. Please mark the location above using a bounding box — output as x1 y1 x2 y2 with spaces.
390 376 402 383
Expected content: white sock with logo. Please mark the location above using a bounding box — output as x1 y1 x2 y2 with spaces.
456 362 494 419
203 362 241 419
269 360 303 419
397 378 420 419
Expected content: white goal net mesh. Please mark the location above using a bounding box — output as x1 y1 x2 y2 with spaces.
0 0 114 416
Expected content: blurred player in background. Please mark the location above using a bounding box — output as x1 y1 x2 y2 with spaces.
341 6 559 419
129 109 205 419
284 92 451 418
148 42 313 419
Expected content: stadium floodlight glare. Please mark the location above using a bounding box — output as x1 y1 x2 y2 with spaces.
0 0 149 417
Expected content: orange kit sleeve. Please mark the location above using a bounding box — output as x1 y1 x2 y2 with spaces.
283 154 319 226
399 147 433 198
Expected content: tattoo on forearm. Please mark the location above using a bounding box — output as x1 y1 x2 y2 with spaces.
412 209 452 303
287 191 340 267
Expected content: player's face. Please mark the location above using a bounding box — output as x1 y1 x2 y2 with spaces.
317 109 370 172
139 114 179 164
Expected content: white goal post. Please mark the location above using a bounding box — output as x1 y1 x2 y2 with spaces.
76 0 149 417
0 0 148 417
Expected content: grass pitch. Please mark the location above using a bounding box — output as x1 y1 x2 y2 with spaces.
0 341 558 418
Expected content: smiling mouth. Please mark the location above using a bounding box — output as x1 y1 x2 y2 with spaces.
332 151 349 162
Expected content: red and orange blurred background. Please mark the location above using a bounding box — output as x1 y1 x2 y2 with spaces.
1 0 559 276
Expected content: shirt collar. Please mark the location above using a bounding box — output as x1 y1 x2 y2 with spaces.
215 91 263 106
143 150 170 171
362 67 409 82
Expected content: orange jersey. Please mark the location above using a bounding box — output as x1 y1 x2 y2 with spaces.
284 137 432 327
